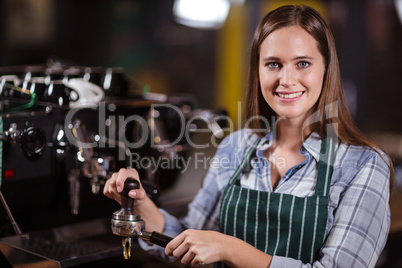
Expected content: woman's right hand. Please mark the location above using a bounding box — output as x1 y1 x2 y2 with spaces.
104 168 165 233
103 168 147 207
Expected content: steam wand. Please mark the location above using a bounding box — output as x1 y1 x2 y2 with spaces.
111 178 173 259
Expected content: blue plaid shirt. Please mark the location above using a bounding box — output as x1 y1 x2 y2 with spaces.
140 129 391 267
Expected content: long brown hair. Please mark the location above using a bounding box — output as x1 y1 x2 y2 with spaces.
245 5 393 176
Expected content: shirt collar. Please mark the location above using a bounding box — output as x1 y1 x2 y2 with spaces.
255 131 323 162
302 132 322 162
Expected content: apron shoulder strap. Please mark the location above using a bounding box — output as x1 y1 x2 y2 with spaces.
314 137 337 197
227 134 261 186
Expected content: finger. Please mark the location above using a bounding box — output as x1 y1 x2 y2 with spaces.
128 187 148 199
115 168 140 193
103 174 114 198
165 233 186 256
190 257 205 267
103 177 111 197
168 235 194 263
180 250 196 265
172 243 189 261
104 183 122 204
103 172 116 197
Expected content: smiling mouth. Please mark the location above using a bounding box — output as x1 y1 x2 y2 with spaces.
276 92 303 99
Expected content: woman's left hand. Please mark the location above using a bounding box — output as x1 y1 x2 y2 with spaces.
165 229 227 266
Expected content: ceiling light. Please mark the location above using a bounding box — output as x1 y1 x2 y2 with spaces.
173 0 230 29
396 0 402 25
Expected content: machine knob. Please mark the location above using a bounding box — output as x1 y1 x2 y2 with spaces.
21 126 46 158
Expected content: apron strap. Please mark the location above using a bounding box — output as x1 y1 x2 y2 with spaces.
314 137 336 197
227 135 261 186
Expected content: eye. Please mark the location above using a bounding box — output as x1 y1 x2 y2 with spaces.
266 62 280 69
297 61 310 68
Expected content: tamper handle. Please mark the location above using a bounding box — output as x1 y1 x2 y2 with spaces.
120 177 140 211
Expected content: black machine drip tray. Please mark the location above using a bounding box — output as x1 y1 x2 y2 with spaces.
0 217 139 267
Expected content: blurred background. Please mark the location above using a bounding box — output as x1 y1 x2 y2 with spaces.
0 0 401 267
0 0 401 131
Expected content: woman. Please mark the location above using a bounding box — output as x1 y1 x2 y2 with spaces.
104 5 392 267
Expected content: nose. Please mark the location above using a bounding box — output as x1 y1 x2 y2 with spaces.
279 66 297 87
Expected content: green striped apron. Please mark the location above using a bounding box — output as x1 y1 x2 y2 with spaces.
218 136 335 266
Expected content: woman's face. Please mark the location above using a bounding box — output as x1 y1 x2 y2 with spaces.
259 26 325 122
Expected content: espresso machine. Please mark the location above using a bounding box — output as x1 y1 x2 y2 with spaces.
0 61 226 267
0 63 152 267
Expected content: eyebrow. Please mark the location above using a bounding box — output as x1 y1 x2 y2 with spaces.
261 55 314 61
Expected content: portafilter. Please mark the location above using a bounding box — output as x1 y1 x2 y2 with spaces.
111 177 173 259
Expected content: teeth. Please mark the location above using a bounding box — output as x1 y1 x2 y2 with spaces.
278 92 303 99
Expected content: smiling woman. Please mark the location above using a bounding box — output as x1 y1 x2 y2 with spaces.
104 5 393 268
258 26 325 123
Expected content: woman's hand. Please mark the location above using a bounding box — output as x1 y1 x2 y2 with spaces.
165 229 226 266
166 229 273 268
103 168 165 233
103 168 147 207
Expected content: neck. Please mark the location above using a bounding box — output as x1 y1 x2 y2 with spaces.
273 116 312 150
